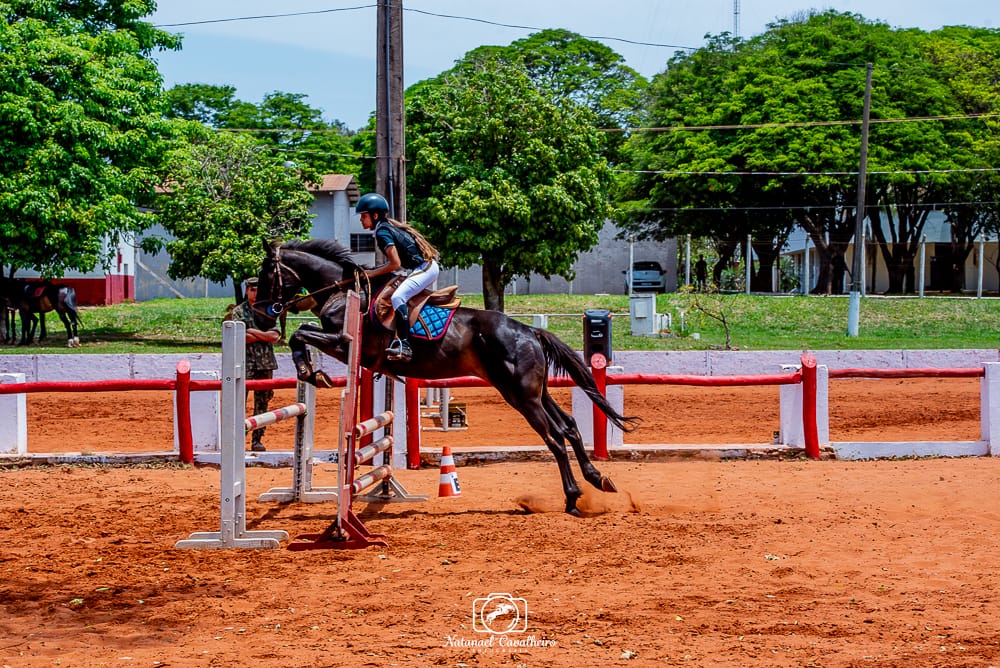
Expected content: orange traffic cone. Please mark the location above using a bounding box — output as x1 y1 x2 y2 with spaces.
438 446 461 498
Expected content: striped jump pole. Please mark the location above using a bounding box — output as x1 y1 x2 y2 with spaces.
257 351 341 504
175 321 290 550
244 403 307 432
288 291 425 551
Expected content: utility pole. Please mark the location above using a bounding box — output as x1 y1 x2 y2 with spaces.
376 0 406 221
847 63 873 337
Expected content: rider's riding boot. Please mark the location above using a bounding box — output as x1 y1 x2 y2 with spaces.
386 305 413 362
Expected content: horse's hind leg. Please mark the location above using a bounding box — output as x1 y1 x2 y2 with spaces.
489 380 584 515
543 393 617 493
19 312 36 345
57 310 76 347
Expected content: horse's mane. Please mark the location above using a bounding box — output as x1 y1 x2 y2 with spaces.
282 238 363 271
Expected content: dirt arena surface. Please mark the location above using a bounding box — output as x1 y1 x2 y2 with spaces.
3 377 998 666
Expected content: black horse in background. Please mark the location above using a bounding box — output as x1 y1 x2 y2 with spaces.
0 277 21 345
254 238 640 515
2 278 81 347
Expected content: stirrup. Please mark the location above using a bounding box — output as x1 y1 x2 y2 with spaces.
385 338 412 362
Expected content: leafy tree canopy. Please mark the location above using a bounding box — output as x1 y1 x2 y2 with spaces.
623 11 1000 293
164 85 362 180
0 0 180 277
151 125 317 301
406 56 612 310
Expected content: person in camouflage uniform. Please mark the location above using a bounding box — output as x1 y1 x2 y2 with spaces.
226 278 280 452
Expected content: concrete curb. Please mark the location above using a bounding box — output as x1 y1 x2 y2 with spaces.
0 444 833 468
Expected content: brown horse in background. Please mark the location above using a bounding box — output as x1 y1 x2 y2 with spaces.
10 280 81 347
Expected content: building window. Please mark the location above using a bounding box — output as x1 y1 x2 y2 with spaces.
351 233 375 253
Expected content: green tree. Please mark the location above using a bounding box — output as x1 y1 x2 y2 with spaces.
164 87 363 181
163 83 238 126
223 91 362 178
624 12 996 294
0 0 180 277
922 26 1000 291
152 126 317 302
463 29 648 168
406 57 613 311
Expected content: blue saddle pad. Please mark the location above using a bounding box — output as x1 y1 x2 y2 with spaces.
411 304 455 340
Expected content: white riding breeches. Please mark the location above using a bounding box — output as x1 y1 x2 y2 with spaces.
391 260 440 310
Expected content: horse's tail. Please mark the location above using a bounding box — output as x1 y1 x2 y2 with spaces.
534 328 641 433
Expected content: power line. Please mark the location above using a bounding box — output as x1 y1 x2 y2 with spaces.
619 167 1000 176
152 4 698 51
637 200 1000 212
611 112 1000 133
402 7 698 50
153 5 375 28
220 111 1000 136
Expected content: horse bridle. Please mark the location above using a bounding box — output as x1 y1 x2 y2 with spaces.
251 247 370 322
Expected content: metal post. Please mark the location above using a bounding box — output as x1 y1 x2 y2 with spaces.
744 234 752 294
627 236 634 297
847 63 873 336
685 234 691 287
977 236 985 299
803 237 811 295
918 234 926 298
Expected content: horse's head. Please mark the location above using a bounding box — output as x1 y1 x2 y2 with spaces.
253 238 363 328
253 239 301 328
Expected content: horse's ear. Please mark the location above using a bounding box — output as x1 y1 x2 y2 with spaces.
263 238 280 260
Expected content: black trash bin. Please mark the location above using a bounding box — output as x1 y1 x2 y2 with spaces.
582 308 612 364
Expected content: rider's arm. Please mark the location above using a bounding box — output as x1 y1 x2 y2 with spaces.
366 244 402 278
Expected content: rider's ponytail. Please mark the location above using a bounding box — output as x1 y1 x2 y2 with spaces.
387 218 439 263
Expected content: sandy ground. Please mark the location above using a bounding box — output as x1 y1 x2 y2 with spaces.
2 377 997 666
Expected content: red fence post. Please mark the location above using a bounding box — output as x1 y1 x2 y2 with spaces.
175 360 194 464
800 354 820 459
591 353 609 460
405 379 422 469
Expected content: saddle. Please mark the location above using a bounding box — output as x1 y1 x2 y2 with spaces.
371 275 461 339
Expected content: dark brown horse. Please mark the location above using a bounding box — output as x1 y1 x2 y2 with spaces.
0 277 17 344
11 280 81 347
254 239 639 515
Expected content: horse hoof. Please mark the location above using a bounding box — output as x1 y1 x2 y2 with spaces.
601 476 618 493
566 506 582 517
313 371 334 389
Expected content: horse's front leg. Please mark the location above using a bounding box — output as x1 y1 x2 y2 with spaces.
289 323 348 388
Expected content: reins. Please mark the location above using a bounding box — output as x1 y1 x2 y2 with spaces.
252 246 371 321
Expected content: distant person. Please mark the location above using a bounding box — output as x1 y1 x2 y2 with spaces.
226 277 280 452
695 255 708 291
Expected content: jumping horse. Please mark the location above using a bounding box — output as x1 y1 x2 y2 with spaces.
254 239 640 515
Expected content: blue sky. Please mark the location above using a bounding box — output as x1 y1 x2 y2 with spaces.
150 1 996 131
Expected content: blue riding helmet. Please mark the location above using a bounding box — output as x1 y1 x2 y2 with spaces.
356 192 389 216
